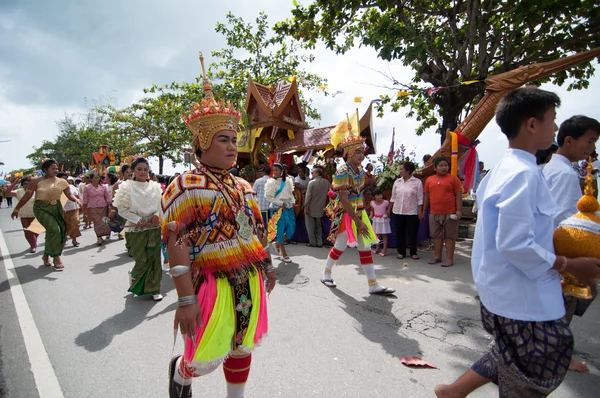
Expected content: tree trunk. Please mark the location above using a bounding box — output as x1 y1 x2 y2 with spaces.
158 155 164 174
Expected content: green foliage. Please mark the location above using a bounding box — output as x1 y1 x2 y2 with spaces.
375 144 419 190
276 0 600 141
209 12 328 122
26 106 115 174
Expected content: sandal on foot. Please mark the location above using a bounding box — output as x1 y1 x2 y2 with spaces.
411 255 420 260
441 261 454 267
169 355 192 398
428 258 442 264
282 256 292 263
72 241 80 247
370 287 396 295
53 260 64 271
30 247 37 253
152 294 164 302
379 252 388 257
396 254 405 259
42 255 51 266
321 278 336 288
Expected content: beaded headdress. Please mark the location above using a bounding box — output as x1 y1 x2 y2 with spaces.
184 52 241 152
553 159 600 299
330 110 365 158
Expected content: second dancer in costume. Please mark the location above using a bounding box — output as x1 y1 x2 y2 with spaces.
160 53 276 398
321 115 395 295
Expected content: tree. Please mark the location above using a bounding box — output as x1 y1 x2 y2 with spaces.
101 83 203 174
208 11 327 122
275 0 600 143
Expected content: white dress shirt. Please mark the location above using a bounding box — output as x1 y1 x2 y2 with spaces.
543 153 582 227
472 149 563 322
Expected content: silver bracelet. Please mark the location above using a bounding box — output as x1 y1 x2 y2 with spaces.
178 295 198 307
169 265 191 278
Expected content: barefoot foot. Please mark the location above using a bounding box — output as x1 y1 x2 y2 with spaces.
434 384 463 398
569 358 589 372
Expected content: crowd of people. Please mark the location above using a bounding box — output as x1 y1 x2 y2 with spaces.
3 78 600 397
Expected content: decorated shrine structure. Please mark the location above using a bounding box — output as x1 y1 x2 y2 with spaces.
237 77 376 167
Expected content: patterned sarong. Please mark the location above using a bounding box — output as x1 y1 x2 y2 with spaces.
87 207 110 237
128 228 162 296
33 201 66 257
472 304 573 397
64 209 81 239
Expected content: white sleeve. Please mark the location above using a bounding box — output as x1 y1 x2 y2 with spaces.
545 171 581 226
113 182 142 224
265 180 283 206
495 172 556 280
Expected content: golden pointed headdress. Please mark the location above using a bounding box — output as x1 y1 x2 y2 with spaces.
553 159 600 299
184 52 241 152
330 110 365 158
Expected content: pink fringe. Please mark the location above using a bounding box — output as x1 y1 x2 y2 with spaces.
254 271 269 344
183 272 217 362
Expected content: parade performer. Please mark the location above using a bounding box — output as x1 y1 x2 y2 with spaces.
113 157 164 302
160 53 275 398
265 162 296 263
8 177 38 252
11 158 81 270
321 115 395 295
435 87 600 398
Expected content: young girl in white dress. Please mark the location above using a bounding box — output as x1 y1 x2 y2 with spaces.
370 188 391 256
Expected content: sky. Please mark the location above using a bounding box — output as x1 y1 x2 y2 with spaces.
1 0 599 176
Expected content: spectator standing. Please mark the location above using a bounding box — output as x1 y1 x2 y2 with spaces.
423 157 462 267
304 167 330 247
252 165 271 226
388 161 423 260
370 188 391 256
294 166 310 195
60 174 82 247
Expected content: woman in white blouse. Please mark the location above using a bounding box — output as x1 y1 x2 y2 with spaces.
265 163 296 263
113 158 164 301
387 162 424 260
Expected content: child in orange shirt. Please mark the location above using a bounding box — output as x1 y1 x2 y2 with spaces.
423 157 462 267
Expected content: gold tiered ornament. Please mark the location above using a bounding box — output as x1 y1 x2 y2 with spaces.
183 52 241 154
553 159 600 299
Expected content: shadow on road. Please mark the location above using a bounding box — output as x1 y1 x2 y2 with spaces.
329 288 421 359
0 264 59 294
75 294 163 352
87 252 132 275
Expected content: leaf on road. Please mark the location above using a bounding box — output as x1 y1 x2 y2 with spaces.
399 356 438 369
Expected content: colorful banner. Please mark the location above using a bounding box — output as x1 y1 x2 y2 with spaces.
388 127 395 166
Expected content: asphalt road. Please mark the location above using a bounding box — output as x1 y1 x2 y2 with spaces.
0 209 598 397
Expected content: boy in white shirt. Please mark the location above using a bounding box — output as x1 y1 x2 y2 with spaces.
543 117 600 373
543 115 600 227
435 87 600 398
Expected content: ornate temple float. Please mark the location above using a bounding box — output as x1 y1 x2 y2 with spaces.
236 77 376 169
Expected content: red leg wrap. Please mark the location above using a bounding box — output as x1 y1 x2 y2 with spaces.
223 354 252 384
358 250 373 265
329 247 344 261
178 357 196 379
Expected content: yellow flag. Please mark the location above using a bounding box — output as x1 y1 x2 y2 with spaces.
316 84 328 90
353 97 363 103
397 91 412 97
462 80 480 85
288 76 297 83
287 129 295 140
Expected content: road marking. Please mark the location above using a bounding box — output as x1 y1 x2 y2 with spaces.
0 228 64 398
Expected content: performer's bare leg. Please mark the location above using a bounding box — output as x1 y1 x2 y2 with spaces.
434 369 490 398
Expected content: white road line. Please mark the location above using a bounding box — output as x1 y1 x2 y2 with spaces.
0 228 64 398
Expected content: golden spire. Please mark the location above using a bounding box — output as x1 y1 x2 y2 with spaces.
577 157 599 213
199 52 214 100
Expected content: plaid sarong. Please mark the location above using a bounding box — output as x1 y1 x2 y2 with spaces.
472 304 573 397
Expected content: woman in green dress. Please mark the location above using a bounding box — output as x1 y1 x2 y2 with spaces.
11 159 81 270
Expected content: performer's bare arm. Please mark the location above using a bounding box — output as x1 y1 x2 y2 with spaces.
167 231 202 339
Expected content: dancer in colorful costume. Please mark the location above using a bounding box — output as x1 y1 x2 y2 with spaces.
160 53 275 398
321 114 395 295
